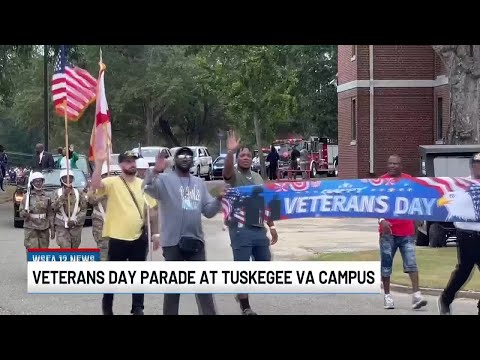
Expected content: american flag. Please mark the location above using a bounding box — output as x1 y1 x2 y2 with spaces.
413 177 478 195
467 184 480 219
52 45 98 121
221 187 245 225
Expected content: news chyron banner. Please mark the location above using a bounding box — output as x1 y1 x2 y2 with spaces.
27 248 101 262
27 249 381 295
225 177 480 224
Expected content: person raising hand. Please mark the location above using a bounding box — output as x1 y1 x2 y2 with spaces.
222 129 279 316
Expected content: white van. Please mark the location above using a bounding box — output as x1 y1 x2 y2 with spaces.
131 146 174 172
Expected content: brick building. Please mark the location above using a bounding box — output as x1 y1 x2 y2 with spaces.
337 45 450 178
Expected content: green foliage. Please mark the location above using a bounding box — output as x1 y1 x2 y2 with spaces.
0 45 338 158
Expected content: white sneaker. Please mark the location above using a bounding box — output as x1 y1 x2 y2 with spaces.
384 294 395 309
412 293 428 310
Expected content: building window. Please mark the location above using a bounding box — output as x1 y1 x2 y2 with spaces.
351 98 357 142
437 97 443 141
351 45 356 61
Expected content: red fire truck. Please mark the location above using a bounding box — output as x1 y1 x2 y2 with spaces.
273 136 339 178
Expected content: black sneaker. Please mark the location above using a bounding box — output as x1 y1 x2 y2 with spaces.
102 298 113 315
437 296 451 315
102 308 114 315
242 308 257 315
132 308 144 315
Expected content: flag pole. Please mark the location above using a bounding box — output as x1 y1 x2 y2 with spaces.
147 201 152 261
63 105 72 245
99 48 110 177
106 133 110 177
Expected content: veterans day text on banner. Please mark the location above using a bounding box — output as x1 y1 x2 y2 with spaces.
222 177 480 223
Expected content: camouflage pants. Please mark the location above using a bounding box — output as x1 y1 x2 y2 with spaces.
55 225 82 248
24 228 50 249
92 218 108 261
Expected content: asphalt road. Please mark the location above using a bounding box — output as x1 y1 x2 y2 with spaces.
0 199 478 315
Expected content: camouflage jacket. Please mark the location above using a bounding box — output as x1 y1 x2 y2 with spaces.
51 187 88 228
19 190 52 230
86 190 107 222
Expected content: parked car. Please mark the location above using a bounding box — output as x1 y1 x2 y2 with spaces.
170 146 213 180
212 155 226 180
131 147 173 168
103 154 121 174
13 168 93 228
52 153 93 178
105 164 122 175
415 144 480 247
110 153 119 165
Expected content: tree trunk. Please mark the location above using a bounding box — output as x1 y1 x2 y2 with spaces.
158 116 181 146
145 103 154 146
198 102 209 144
433 45 480 144
253 112 267 179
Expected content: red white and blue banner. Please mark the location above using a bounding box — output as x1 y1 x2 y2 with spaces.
27 248 100 262
223 177 480 224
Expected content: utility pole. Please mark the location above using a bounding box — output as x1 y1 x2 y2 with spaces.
43 45 49 151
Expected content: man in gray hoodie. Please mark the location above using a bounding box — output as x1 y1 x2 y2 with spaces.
143 146 223 315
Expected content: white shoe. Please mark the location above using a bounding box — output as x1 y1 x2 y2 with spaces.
412 293 428 310
384 294 395 309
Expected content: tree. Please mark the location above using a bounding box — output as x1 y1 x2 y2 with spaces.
284 45 338 138
199 45 298 177
0 45 35 107
433 45 480 144
0 45 339 163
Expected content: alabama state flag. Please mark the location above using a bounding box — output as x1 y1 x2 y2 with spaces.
89 62 112 162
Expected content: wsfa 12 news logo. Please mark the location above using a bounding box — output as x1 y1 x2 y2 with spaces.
27 248 100 262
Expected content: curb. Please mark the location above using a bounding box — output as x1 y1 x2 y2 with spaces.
390 283 480 300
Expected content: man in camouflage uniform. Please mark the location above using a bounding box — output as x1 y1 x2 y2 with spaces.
51 169 88 248
87 164 110 260
19 172 53 251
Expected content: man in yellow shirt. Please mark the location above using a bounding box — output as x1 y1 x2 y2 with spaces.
91 150 159 316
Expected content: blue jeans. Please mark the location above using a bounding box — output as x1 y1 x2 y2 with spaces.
380 234 418 277
229 226 271 261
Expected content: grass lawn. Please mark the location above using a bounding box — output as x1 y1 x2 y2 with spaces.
313 248 480 292
0 185 15 204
